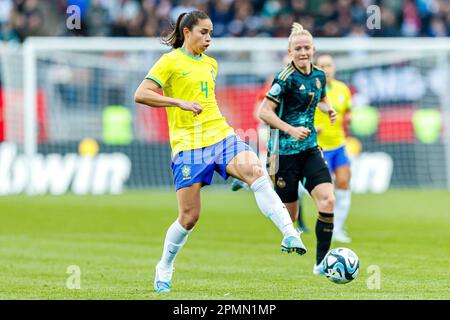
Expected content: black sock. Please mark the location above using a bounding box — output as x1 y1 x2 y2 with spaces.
315 212 334 265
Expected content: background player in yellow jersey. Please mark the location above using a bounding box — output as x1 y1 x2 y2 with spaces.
314 54 353 243
134 10 306 293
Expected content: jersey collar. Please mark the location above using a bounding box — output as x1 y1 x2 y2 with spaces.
291 61 313 76
178 48 203 61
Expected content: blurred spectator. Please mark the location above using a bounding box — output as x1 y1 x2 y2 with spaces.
296 15 315 34
110 0 141 37
273 10 295 37
261 0 289 18
290 0 307 18
316 0 338 29
11 0 45 41
351 0 368 25
1 0 448 42
0 0 12 27
336 0 353 36
171 0 197 23
228 0 258 37
371 5 401 37
86 0 111 36
429 16 448 36
402 0 421 36
347 23 369 38
0 0 19 42
209 0 234 37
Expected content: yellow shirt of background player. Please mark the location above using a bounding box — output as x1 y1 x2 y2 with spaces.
146 48 234 157
314 79 352 150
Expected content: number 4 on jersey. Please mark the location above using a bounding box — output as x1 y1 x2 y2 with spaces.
201 81 208 98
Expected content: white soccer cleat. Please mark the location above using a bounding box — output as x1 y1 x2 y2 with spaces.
154 261 174 293
281 234 307 255
313 260 325 275
333 230 352 243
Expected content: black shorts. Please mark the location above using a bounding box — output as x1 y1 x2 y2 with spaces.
269 146 332 203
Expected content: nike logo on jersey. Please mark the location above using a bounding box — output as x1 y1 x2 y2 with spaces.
180 71 192 76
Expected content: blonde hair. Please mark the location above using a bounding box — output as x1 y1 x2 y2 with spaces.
288 22 313 47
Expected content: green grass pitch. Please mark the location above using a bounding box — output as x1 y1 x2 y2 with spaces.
0 189 448 300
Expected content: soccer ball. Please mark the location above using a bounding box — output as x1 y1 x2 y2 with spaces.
323 247 359 284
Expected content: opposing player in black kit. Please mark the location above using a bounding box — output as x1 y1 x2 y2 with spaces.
258 23 337 274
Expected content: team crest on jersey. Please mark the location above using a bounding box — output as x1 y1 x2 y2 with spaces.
316 78 321 89
269 83 282 96
276 177 286 188
182 165 191 180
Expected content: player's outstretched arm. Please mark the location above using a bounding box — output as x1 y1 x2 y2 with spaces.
134 79 203 116
317 95 337 125
343 109 351 131
258 97 310 140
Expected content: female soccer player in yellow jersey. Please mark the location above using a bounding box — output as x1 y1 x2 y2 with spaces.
258 23 337 275
134 11 306 293
314 54 353 243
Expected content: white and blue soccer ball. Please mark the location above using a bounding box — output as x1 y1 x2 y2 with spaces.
323 247 359 284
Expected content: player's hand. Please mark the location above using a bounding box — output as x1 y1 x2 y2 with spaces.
328 107 337 125
315 126 323 134
287 126 311 140
178 101 203 116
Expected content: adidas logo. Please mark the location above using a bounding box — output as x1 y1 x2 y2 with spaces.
299 84 306 90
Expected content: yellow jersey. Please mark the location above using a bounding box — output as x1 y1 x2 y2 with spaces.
146 48 234 157
314 79 352 150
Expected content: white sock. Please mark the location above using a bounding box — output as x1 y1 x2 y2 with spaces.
160 219 192 268
334 189 351 233
250 175 297 237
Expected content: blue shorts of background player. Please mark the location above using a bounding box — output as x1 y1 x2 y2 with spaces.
171 135 252 191
322 145 351 173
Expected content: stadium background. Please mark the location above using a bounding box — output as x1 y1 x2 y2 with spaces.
0 0 449 300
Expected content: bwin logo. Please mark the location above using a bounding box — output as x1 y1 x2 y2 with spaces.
0 143 131 196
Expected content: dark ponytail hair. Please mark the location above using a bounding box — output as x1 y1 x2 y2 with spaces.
163 11 210 49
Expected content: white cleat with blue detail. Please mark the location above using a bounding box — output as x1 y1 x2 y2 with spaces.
313 260 325 275
154 261 174 293
281 234 307 255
